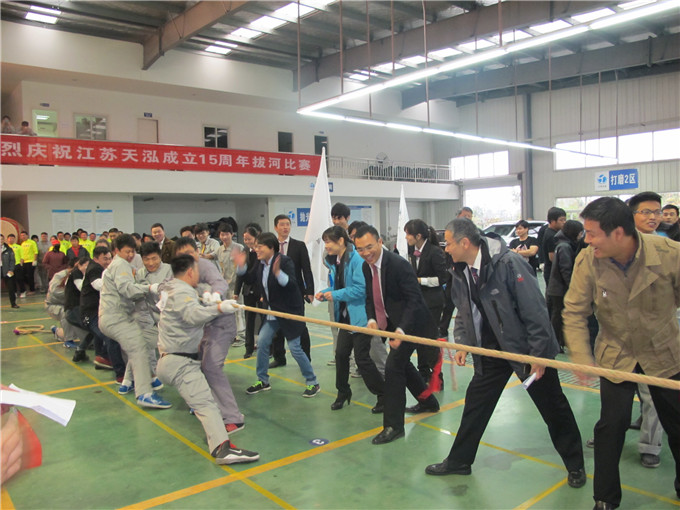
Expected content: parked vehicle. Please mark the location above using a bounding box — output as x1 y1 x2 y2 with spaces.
482 220 547 244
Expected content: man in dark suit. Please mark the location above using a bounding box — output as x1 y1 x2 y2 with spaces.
270 214 314 367
151 222 175 264
354 225 440 445
235 233 319 397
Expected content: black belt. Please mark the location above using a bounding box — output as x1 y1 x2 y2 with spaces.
165 352 200 361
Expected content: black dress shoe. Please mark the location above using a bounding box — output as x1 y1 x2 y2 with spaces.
244 351 253 359
567 468 586 488
372 427 404 444
405 402 440 414
593 501 617 510
11 304 19 309
269 359 286 369
371 403 384 414
425 461 471 476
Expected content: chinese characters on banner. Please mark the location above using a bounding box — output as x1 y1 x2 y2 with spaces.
594 168 639 192
0 135 321 176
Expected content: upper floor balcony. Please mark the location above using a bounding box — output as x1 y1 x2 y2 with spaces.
1 134 452 184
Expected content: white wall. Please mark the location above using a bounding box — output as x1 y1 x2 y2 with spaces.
25 192 134 235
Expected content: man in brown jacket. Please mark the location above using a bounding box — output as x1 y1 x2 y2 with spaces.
563 197 680 510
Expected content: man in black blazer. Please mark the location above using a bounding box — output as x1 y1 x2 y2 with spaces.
408 237 448 385
235 233 320 397
270 215 314 366
355 225 440 444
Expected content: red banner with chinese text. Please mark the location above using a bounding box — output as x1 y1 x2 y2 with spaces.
0 135 321 176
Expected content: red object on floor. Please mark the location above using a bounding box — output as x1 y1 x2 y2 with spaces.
417 338 446 400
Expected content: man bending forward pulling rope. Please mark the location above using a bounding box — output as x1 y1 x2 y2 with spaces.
425 218 586 489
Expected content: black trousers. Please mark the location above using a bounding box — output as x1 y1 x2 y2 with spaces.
594 369 680 507
383 340 438 431
272 323 311 362
446 356 583 473
243 293 260 354
418 301 444 379
335 329 384 400
439 290 455 338
21 262 35 292
2 275 17 306
14 264 25 294
548 295 565 348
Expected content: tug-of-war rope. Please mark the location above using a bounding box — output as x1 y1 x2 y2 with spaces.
233 303 680 391
13 325 47 335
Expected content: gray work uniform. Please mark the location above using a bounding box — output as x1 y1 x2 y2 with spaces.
197 258 244 425
157 278 228 452
121 263 173 384
99 255 154 397
45 269 88 342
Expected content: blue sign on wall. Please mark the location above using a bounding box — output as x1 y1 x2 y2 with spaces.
608 169 638 190
297 207 310 227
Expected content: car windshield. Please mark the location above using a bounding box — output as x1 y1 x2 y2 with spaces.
483 224 514 236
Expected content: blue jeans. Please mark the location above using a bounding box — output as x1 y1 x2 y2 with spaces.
256 318 317 386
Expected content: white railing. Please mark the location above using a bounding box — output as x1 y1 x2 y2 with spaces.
327 156 452 183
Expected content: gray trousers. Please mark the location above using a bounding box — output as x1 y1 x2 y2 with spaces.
370 336 387 376
157 354 228 452
45 304 87 342
123 325 159 384
638 383 663 455
200 314 244 424
101 316 153 398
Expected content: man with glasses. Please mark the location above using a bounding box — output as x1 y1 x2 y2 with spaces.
627 192 672 472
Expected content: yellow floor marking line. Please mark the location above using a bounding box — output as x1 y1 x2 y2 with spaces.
1 316 51 325
513 479 568 509
1 488 16 510
119 426 383 510
1 341 62 351
619 483 680 506
1 302 46 309
43 381 117 395
25 334 294 510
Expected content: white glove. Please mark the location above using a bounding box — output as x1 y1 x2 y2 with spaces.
201 291 212 304
211 292 222 303
156 291 168 312
149 283 160 294
32 260 37 266
219 299 238 313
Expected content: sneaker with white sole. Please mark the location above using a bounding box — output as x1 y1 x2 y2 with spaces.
63 340 78 349
137 392 171 409
302 384 320 398
212 441 259 465
151 377 163 390
118 381 135 395
226 422 245 434
246 381 271 394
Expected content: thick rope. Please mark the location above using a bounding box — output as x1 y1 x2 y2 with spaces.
233 304 680 391
13 325 46 335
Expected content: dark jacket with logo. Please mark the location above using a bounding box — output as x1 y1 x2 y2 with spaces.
450 235 559 378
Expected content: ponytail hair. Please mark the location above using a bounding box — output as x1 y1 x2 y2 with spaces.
404 219 438 245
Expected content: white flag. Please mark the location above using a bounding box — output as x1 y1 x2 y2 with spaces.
304 148 333 305
396 185 410 260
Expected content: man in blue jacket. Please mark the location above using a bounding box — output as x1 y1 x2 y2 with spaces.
425 218 585 488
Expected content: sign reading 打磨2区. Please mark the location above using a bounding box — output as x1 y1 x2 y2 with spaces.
594 168 638 192
0 135 320 176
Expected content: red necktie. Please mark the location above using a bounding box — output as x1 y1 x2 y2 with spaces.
413 250 421 257
279 242 285 255
371 264 388 330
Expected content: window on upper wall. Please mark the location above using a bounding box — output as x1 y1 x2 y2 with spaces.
204 126 228 148
450 151 510 180
554 127 680 170
278 131 293 152
75 114 107 140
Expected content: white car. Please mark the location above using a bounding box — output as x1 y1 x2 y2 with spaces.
482 220 547 245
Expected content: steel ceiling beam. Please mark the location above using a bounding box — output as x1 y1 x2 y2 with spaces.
297 1 614 89
143 1 249 70
401 33 680 108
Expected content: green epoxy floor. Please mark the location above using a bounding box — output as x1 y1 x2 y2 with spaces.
1 295 678 510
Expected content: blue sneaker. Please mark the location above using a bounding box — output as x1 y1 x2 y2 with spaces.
118 381 135 395
51 325 58 339
63 340 78 349
137 392 172 409
151 377 163 390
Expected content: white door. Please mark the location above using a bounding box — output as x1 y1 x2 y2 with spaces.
137 118 158 143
